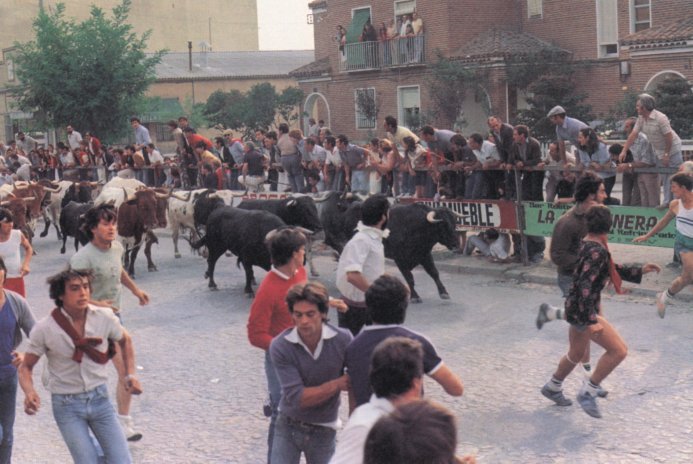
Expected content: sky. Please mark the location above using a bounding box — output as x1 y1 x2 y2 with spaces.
257 0 315 50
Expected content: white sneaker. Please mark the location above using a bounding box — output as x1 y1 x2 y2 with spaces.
656 292 667 319
119 415 143 442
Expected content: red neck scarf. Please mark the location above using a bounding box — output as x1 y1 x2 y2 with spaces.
51 308 116 364
591 235 625 295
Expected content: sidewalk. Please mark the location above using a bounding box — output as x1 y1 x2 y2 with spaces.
433 238 693 302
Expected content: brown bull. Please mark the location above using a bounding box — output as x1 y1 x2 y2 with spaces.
117 187 169 276
12 181 60 239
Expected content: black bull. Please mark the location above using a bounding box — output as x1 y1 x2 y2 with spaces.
322 198 459 303
192 205 286 296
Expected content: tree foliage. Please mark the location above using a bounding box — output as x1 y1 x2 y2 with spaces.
426 55 487 130
653 76 693 139
515 74 593 142
203 83 304 137
11 1 164 142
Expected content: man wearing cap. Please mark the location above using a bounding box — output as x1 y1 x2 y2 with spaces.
547 106 588 165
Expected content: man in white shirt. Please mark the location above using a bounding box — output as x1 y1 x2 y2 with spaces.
336 194 390 335
66 125 83 150
331 337 423 464
19 268 141 463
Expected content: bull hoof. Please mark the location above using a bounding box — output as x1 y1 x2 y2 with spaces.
39 231 48 238
411 297 422 304
246 292 255 299
440 293 450 300
310 271 320 277
174 253 181 259
60 248 66 254
209 283 218 290
148 265 158 272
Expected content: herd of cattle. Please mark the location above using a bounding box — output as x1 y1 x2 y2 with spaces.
3 178 463 303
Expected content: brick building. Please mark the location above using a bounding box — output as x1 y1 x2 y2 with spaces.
293 0 693 142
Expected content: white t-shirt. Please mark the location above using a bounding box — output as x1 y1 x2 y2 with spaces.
70 241 125 310
0 230 23 277
336 223 386 303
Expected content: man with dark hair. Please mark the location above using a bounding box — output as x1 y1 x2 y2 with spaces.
270 281 352 464
336 134 370 194
487 116 515 197
420 126 456 198
247 228 308 463
344 275 463 409
537 172 606 379
336 194 390 335
70 204 149 441
383 115 419 147
331 337 424 464
467 132 502 199
277 123 304 193
19 268 140 463
129 117 151 152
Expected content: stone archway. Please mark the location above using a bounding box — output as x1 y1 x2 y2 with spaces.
303 92 331 132
644 70 687 92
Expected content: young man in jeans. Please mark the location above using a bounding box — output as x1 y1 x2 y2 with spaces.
19 268 141 463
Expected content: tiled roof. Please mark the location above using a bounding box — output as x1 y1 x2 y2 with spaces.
289 57 331 78
153 50 315 81
454 28 570 60
308 1 327 9
621 16 693 49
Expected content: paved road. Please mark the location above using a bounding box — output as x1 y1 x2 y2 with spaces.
12 230 693 463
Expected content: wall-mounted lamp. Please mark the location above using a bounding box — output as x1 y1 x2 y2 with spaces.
619 61 631 78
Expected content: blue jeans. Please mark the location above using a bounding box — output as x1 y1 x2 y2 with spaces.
265 351 281 464
271 414 336 464
52 384 131 464
281 154 305 193
349 170 367 193
0 372 17 464
557 273 573 298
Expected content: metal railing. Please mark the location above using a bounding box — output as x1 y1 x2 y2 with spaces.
340 35 426 72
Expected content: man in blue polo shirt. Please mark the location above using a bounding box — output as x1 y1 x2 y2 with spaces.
547 106 588 165
270 281 352 464
344 274 464 410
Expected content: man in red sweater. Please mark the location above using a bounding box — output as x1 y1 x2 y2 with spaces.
248 228 345 463
247 228 308 463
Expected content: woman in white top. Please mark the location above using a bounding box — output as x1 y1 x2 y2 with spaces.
634 172 693 317
575 128 616 200
0 208 32 297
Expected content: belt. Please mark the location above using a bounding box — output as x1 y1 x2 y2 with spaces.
279 414 329 430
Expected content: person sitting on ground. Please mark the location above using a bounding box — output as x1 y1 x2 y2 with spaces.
463 227 511 262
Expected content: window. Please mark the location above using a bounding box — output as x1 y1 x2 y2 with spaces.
354 88 377 129
154 123 174 142
398 86 420 130
597 0 618 58
346 7 372 43
527 0 542 19
6 59 14 81
394 0 416 17
631 0 651 33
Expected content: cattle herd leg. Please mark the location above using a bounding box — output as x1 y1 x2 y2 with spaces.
398 266 422 303
40 213 62 239
144 231 159 272
205 247 226 290
420 253 451 300
242 261 256 297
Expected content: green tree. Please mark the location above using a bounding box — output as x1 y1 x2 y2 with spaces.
654 76 693 139
11 1 164 142
426 55 486 129
515 74 593 142
203 84 304 137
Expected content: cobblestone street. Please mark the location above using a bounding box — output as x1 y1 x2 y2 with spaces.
12 231 693 463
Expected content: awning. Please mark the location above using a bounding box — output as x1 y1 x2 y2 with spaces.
139 98 184 123
346 9 371 44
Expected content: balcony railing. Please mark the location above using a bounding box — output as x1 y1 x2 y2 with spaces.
340 35 426 72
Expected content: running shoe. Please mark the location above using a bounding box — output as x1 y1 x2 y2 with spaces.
541 384 572 406
536 303 551 330
119 415 143 442
577 391 602 418
656 292 667 319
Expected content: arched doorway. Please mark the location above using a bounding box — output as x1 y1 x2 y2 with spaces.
456 87 491 134
303 92 331 132
644 70 687 92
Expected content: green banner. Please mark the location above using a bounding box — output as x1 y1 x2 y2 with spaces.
522 202 676 248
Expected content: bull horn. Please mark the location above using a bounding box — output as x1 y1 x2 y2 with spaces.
286 199 296 207
12 182 29 190
426 211 443 223
19 196 36 202
312 194 330 203
154 191 169 199
88 182 99 187
170 191 191 201
0 201 9 206
294 226 314 236
123 188 135 202
450 211 469 219
231 191 246 197
42 185 62 193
